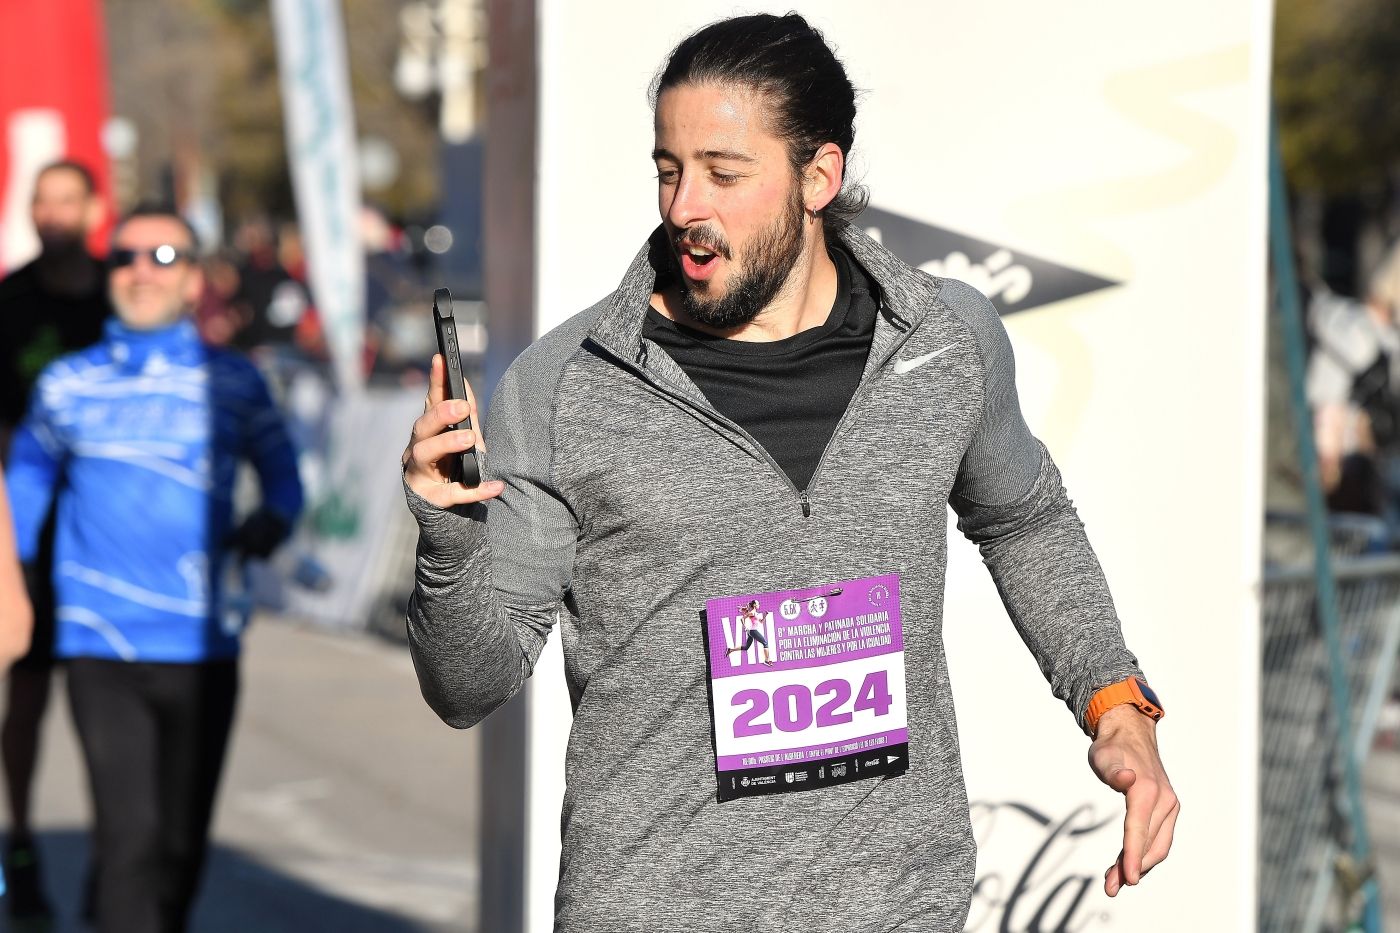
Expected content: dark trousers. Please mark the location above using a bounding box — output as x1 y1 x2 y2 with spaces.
66 657 239 933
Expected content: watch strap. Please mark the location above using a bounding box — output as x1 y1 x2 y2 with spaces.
1085 676 1164 736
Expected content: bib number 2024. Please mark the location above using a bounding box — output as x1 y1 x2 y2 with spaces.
732 671 894 738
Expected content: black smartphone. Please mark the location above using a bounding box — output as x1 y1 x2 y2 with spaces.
432 287 482 487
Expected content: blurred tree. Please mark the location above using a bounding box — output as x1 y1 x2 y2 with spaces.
1275 0 1400 293
105 0 442 228
1273 0 1400 195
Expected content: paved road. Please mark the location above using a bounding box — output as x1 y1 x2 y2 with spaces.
1 619 479 932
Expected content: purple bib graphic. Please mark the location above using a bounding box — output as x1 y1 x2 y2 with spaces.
702 573 909 801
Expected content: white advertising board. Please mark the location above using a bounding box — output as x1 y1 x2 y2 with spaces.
527 3 1270 930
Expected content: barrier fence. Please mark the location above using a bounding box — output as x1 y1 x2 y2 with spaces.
1261 514 1400 932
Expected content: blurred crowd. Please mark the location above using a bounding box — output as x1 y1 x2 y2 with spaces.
193 206 448 384
0 158 416 932
1305 238 1400 540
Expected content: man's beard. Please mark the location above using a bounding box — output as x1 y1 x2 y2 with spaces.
37 226 87 257
673 188 806 330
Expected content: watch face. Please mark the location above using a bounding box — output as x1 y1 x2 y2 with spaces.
1136 679 1163 710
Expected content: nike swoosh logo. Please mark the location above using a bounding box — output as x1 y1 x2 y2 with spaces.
891 344 956 375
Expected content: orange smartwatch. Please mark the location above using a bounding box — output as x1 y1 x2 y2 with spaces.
1085 676 1164 737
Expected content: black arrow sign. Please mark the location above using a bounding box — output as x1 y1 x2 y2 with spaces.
859 206 1122 316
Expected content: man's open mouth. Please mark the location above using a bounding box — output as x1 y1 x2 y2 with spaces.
680 241 720 267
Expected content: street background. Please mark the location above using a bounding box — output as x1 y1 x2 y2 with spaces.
1 0 1400 931
2 620 479 932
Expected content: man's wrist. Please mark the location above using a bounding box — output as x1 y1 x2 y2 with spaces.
1093 702 1157 737
1085 675 1165 737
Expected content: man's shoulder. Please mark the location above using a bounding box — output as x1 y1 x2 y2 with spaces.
932 277 1000 325
201 346 276 404
31 341 116 396
0 259 41 303
203 344 261 375
506 297 611 383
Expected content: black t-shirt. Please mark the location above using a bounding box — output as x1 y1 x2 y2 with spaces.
0 257 111 432
644 247 879 491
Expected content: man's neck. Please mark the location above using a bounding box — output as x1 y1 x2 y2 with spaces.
35 246 99 297
656 229 840 342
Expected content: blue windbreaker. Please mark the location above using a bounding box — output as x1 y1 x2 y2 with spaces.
5 317 304 662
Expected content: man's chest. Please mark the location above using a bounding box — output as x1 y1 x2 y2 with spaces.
58 371 243 459
551 341 980 549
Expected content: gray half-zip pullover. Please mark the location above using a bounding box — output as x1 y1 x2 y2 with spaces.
405 223 1143 932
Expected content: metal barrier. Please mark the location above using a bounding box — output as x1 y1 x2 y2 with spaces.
1261 514 1400 931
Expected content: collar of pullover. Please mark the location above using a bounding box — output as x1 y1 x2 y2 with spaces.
588 222 944 369
104 316 202 371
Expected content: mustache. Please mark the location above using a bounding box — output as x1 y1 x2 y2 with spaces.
672 226 731 260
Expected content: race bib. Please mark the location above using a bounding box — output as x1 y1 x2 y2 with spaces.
701 573 909 802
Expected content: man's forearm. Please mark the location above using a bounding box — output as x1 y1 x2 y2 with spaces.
404 486 545 729
957 449 1142 731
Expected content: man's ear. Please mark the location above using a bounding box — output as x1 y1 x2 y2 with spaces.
804 142 845 213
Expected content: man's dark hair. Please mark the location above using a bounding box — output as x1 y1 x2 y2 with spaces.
650 12 867 224
37 159 98 195
111 202 202 254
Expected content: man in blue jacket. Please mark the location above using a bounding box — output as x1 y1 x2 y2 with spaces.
6 204 303 933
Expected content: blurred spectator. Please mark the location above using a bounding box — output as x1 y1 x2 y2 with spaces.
1307 239 1400 527
230 218 318 358
4 204 303 932
0 160 111 448
278 223 329 360
0 159 111 924
194 250 244 346
361 204 435 381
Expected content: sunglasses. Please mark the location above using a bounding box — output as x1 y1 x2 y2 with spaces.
109 245 192 269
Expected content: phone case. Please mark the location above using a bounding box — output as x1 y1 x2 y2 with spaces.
432 287 482 487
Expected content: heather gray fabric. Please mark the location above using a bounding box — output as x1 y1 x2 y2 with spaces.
405 223 1143 932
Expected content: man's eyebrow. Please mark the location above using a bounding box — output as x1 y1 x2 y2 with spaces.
650 147 758 164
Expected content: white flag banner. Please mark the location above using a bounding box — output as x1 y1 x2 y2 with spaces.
272 0 365 392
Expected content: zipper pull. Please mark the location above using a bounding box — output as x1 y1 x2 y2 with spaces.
799 491 811 518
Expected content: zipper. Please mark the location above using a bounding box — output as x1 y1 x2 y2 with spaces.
590 299 920 521
588 335 811 515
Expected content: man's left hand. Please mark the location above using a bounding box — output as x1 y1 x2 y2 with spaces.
227 508 291 560
1089 705 1179 897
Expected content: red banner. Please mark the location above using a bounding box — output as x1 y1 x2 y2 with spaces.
0 0 112 272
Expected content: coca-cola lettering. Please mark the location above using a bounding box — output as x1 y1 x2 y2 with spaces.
966 801 1115 933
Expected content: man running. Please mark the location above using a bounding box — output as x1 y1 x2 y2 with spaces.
402 14 1177 930
6 204 303 932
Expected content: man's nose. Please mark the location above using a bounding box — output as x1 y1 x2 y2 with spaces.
666 175 711 229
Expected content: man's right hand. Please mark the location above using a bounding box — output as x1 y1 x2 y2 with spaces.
402 354 506 509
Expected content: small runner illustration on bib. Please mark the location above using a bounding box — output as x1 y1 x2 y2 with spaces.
726 600 775 666
701 573 909 801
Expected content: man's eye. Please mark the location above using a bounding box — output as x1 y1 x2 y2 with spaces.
712 172 738 186
655 170 679 184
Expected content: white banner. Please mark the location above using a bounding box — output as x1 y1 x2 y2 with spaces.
530 3 1271 930
271 0 365 392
